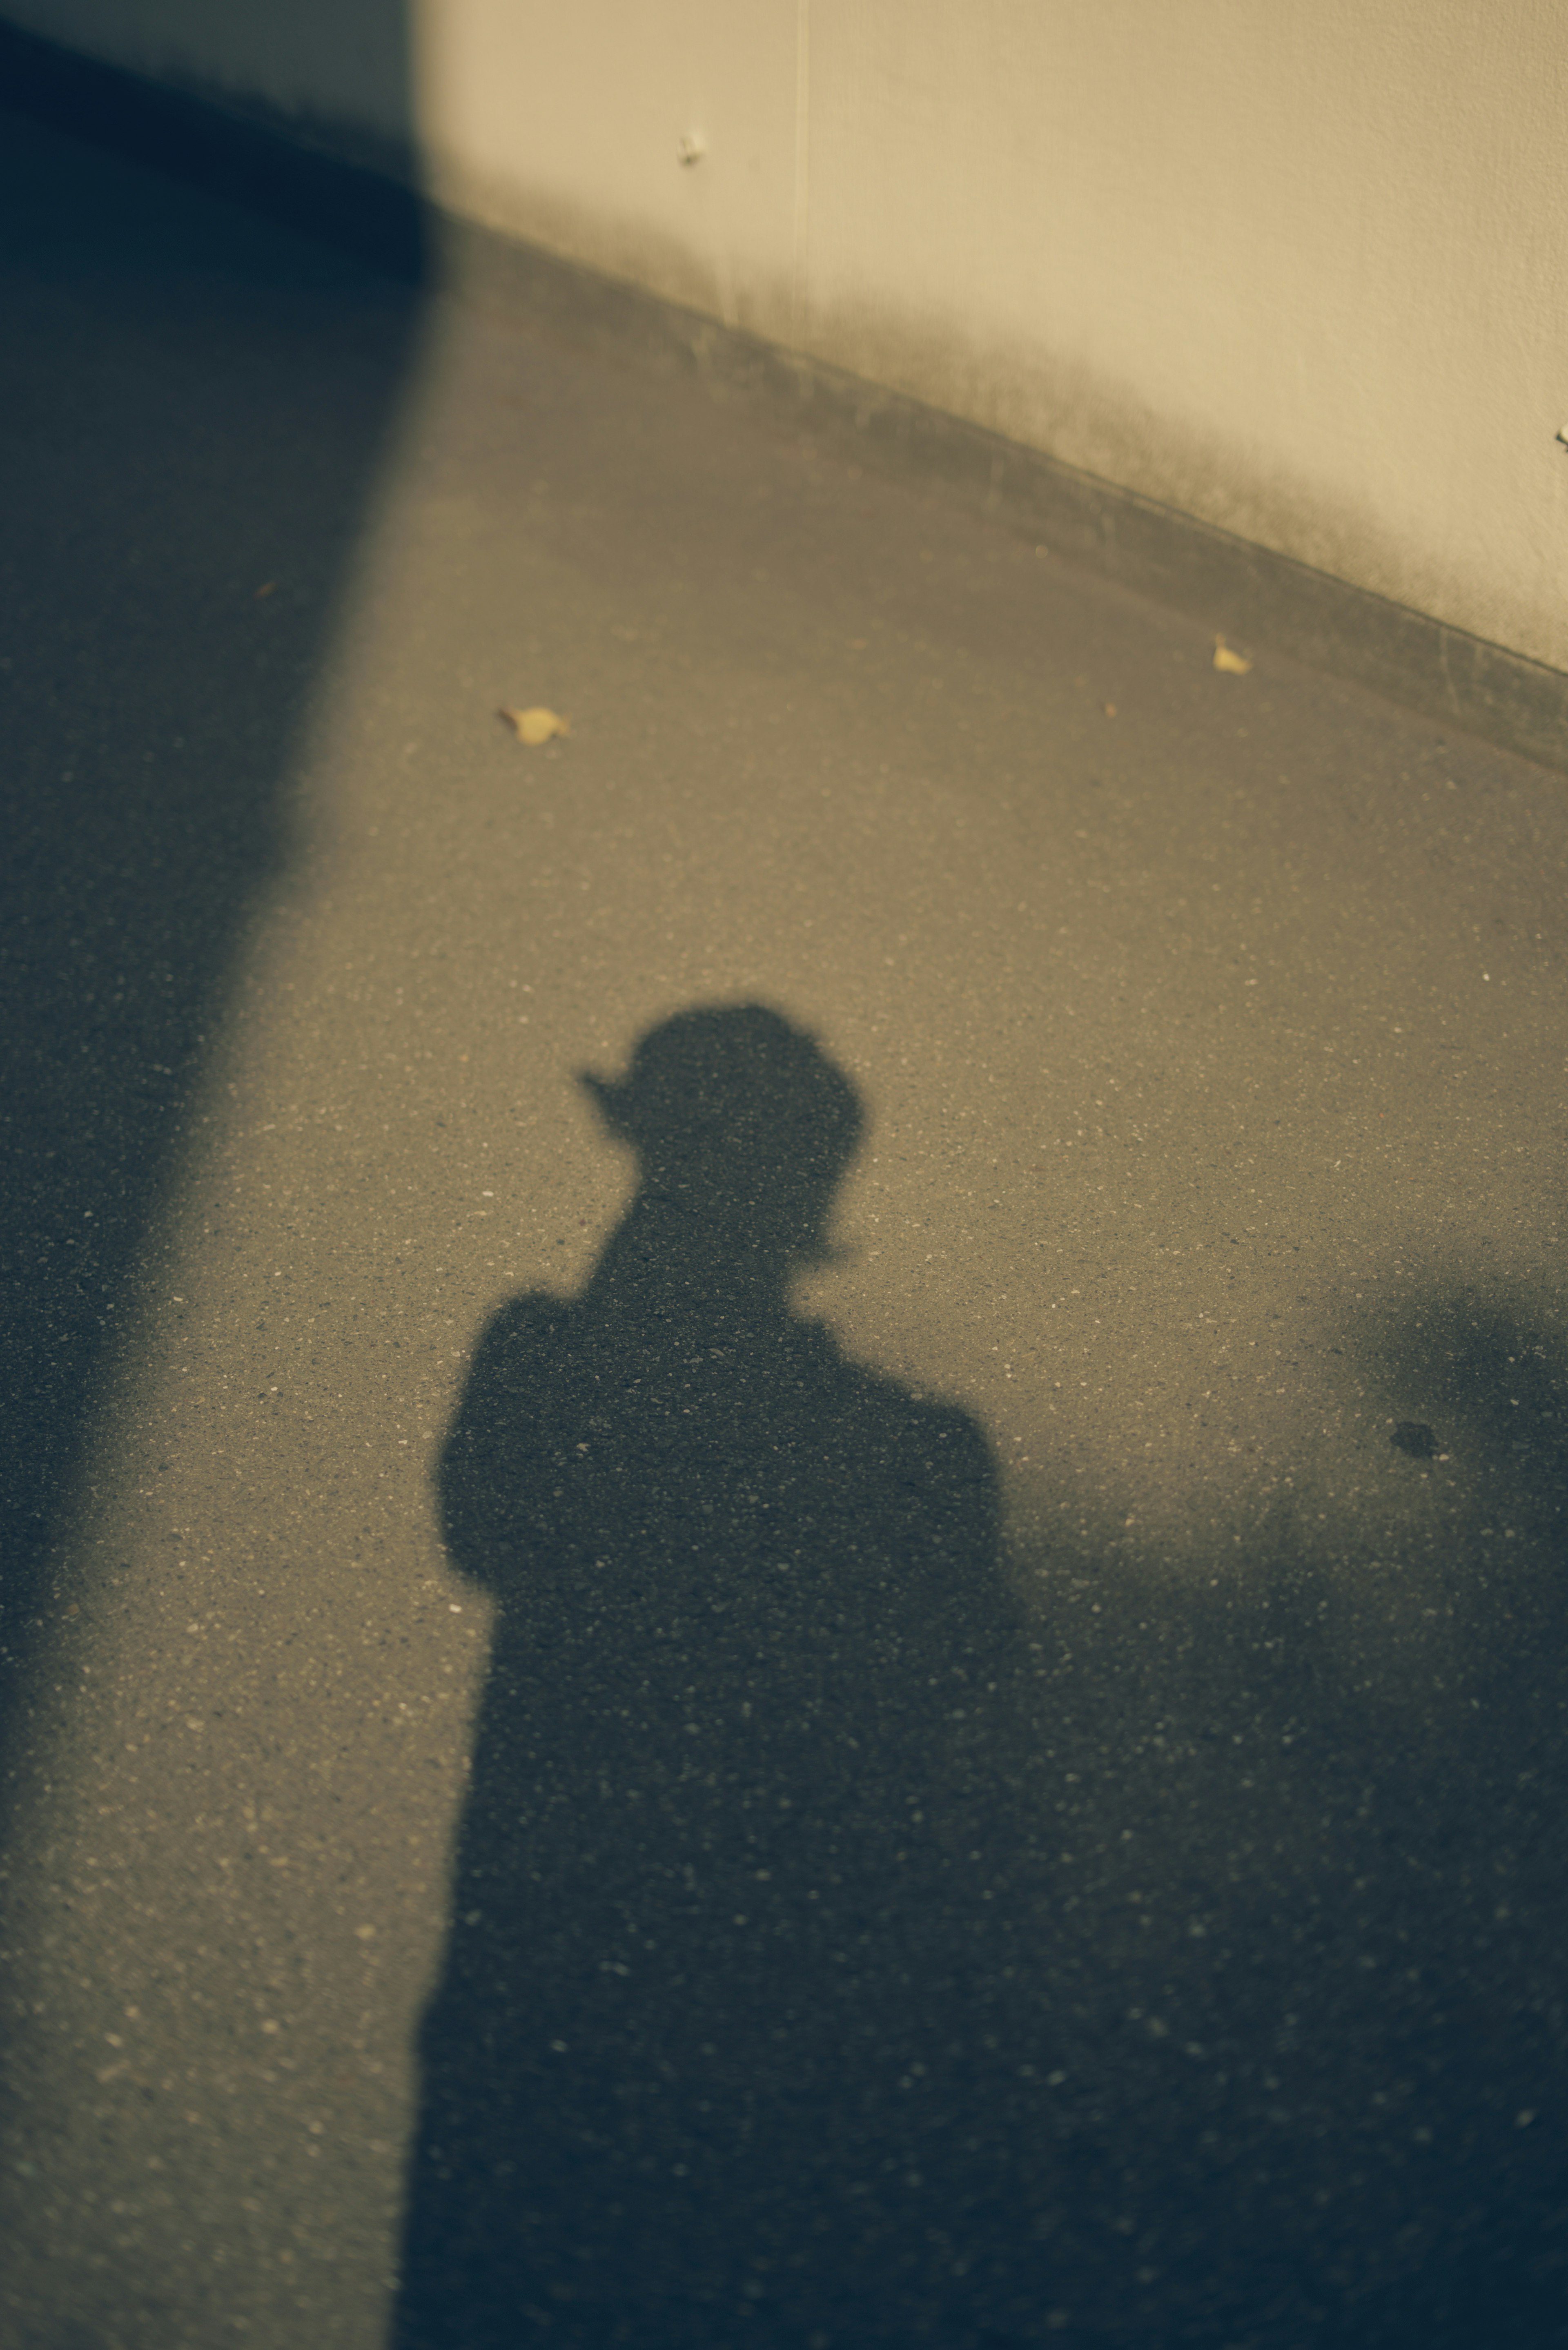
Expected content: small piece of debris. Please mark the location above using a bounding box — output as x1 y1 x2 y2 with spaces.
500 706 570 745
1102 702 1117 718
1213 638 1252 674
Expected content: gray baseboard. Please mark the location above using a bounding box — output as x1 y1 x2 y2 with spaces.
5 14 1564 776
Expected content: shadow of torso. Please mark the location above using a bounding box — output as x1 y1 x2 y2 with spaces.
394 1205 1038 2346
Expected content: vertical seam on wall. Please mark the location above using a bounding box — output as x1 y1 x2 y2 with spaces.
792 0 810 340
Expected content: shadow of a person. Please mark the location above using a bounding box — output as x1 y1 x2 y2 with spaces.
394 1008 1042 2349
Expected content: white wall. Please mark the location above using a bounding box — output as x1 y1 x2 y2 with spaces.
12 0 1568 671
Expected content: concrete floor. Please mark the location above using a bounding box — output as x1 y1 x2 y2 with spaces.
1 105 1565 2350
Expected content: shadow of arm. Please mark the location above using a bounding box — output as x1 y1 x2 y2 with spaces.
436 1292 572 1594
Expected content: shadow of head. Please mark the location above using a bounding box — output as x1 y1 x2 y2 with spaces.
580 1003 862 1265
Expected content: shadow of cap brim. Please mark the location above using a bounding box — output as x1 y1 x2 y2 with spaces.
577 1068 629 1130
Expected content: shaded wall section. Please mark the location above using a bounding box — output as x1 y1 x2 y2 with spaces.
0 40 423 1784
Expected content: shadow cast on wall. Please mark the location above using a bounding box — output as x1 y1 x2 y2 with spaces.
396 1008 1060 2349
401 1011 1567 2350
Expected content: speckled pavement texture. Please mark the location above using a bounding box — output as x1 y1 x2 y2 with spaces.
2 102 1565 2350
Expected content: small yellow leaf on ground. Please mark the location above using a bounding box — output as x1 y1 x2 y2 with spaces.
1213 638 1252 674
500 705 570 745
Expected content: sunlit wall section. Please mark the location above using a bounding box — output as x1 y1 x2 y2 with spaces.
413 0 1568 673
